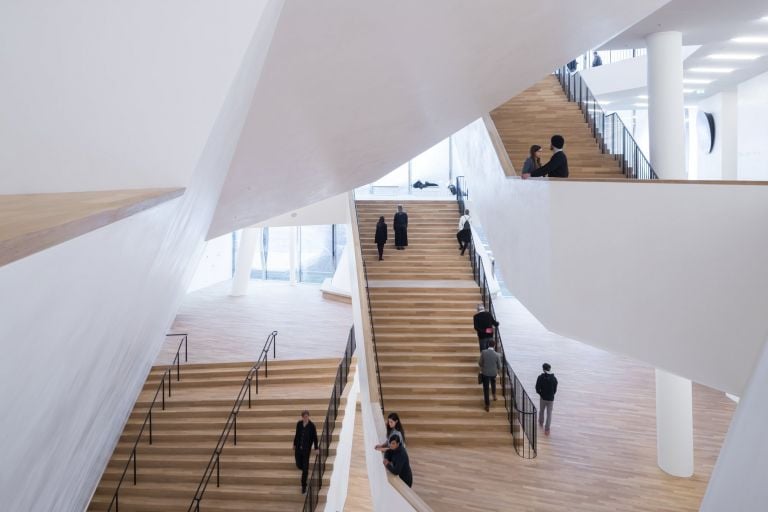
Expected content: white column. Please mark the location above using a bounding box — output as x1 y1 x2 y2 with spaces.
655 369 694 477
646 31 686 179
230 227 260 296
289 226 298 285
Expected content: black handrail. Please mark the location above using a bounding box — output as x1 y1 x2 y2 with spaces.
456 178 537 459
107 333 189 512
303 327 356 511
352 201 385 414
554 66 658 180
188 331 278 512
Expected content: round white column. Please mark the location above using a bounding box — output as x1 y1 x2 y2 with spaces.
655 368 694 476
646 31 686 179
230 227 260 296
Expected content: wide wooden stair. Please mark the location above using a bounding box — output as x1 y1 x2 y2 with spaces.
356 200 511 446
490 74 624 179
88 358 351 512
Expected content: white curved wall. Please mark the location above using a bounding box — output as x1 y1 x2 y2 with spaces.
0 2 284 510
452 118 768 395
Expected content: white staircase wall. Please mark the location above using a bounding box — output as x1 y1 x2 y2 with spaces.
452 118 768 395
0 2 284 510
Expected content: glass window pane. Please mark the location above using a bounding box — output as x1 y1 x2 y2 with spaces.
265 227 291 280
300 225 334 283
410 138 450 188
334 224 348 269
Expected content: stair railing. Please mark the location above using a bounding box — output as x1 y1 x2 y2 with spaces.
554 67 658 180
188 330 278 512
455 177 538 459
303 326 356 511
352 200 385 414
107 333 189 512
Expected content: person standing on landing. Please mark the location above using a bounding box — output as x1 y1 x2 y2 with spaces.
293 410 319 494
535 363 558 435
473 304 499 352
393 205 408 250
528 135 569 178
478 340 502 412
374 216 387 261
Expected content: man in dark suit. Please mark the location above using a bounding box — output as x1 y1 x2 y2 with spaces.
530 135 569 178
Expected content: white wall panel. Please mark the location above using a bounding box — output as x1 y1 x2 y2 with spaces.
0 2 284 510
453 118 768 395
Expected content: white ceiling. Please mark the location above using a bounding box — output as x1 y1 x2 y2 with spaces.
595 0 768 109
208 0 670 237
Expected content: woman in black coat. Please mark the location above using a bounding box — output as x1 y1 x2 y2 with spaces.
374 216 387 261
393 205 408 250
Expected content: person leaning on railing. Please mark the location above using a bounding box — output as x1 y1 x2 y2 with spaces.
383 435 413 488
374 412 406 452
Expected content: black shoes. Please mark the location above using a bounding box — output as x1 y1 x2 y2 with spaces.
302 485 307 494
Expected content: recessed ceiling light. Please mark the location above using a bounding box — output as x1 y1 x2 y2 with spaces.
683 78 714 84
689 67 735 73
637 95 648 99
761 16 768 22
634 103 648 107
707 53 761 60
683 88 695 93
732 36 768 44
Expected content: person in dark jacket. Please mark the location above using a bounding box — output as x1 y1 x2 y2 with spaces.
535 363 558 435
293 410 319 494
592 51 603 67
457 209 472 255
478 340 502 411
383 435 413 487
393 205 408 250
529 135 569 178
374 216 387 261
473 304 499 351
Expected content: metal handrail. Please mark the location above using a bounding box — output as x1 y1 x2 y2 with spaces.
352 200 385 413
188 331 278 512
554 66 658 180
456 177 537 459
107 333 189 512
303 327 356 511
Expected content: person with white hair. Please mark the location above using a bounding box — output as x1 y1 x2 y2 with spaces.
472 303 499 352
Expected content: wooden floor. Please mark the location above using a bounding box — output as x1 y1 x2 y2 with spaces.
407 295 735 512
490 75 624 179
159 280 352 365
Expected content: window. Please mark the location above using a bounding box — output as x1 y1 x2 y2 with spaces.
299 225 334 283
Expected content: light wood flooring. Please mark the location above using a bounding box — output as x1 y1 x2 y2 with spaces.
489 75 624 179
406 295 735 512
159 280 352 365
342 404 374 512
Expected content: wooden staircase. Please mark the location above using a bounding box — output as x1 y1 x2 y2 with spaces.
490 75 624 179
356 200 511 446
88 358 351 511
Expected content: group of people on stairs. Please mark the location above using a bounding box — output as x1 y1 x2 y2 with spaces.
521 134 569 179
374 205 409 260
374 412 413 488
473 303 559 433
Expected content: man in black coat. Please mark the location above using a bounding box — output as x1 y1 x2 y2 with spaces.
293 410 319 494
383 435 413 487
530 135 569 178
393 205 408 250
473 304 499 352
535 363 558 435
374 216 387 261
